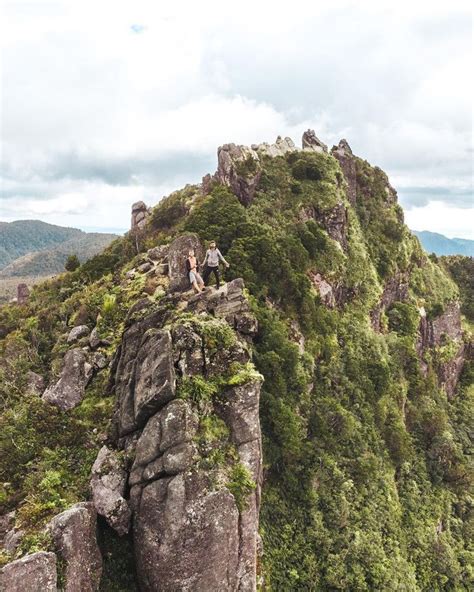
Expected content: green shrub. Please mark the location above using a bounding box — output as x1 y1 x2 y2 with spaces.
387 302 420 336
227 463 256 511
65 254 80 272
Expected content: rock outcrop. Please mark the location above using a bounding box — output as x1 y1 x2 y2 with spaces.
371 272 410 331
1 552 57 592
417 302 465 397
302 129 328 153
49 502 102 592
106 276 262 591
131 201 150 231
331 139 357 205
67 324 90 344
168 233 204 292
42 348 92 411
90 446 131 535
16 283 30 305
215 143 262 206
208 136 300 206
299 202 348 249
309 272 336 308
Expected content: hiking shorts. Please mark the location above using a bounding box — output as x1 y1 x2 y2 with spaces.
189 271 203 285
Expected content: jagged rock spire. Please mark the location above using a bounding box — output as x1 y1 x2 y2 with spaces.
302 129 328 153
131 201 150 230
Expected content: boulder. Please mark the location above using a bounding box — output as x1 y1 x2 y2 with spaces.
26 370 45 396
67 324 90 344
147 245 169 262
42 348 90 411
168 233 204 292
138 261 153 274
0 552 57 592
3 528 25 553
0 511 15 548
131 201 150 230
89 327 101 349
49 502 102 592
302 129 328 153
90 446 131 536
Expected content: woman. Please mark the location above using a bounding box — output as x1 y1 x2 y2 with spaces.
186 249 204 293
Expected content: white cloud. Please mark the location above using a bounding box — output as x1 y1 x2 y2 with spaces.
0 0 472 236
405 202 474 240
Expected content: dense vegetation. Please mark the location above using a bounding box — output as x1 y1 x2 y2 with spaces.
0 148 472 590
440 255 474 324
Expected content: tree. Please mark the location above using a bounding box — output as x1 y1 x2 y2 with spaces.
65 254 80 272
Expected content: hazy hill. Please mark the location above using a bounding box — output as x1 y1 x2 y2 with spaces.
0 232 118 278
0 220 84 269
413 229 474 256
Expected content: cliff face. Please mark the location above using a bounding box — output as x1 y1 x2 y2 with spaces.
1 131 472 591
110 272 262 591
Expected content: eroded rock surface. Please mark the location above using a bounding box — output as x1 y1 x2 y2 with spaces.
168 233 204 292
1 551 57 592
417 302 465 397
371 272 410 331
216 143 262 206
42 348 90 410
109 277 262 591
50 502 102 592
302 129 328 153
331 139 357 205
131 201 150 230
67 324 90 344
90 446 131 535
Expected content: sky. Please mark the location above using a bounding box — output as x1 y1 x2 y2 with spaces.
1 0 473 238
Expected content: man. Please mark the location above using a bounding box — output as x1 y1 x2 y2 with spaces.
186 249 204 293
202 241 229 290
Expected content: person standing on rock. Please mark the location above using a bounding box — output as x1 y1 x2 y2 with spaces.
186 249 204 293
202 241 229 290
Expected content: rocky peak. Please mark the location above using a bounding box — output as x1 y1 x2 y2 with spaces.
331 138 353 156
302 129 328 153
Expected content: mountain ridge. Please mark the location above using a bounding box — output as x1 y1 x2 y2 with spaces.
0 220 118 272
413 230 474 256
0 131 472 591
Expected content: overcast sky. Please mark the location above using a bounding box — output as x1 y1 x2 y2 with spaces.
1 0 472 237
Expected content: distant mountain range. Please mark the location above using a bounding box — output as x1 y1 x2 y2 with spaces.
412 230 474 257
0 220 118 278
